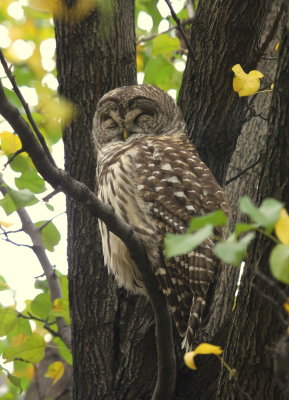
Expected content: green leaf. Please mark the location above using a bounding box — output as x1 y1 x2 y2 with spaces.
0 307 18 336
7 373 22 392
45 202 55 211
31 293 53 319
50 298 70 325
3 333 45 364
7 316 32 341
15 170 46 194
269 244 289 284
188 210 228 232
151 35 180 57
214 232 255 266
144 54 182 90
0 275 10 291
164 225 213 258
240 197 283 233
0 366 22 392
0 194 17 215
9 154 32 173
0 187 38 215
57 272 69 300
35 220 61 252
53 337 72 365
234 223 258 237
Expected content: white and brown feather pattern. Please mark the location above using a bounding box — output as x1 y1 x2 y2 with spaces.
94 84 229 348
97 131 228 344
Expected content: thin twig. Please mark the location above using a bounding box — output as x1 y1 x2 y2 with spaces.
136 18 194 45
42 187 62 202
225 155 262 185
0 174 71 348
0 50 57 168
18 311 60 337
164 0 194 59
37 211 66 232
3 148 26 169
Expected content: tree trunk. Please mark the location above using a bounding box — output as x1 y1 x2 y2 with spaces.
216 5 289 399
54 2 157 399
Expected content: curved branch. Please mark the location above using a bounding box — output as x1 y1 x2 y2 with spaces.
0 79 176 399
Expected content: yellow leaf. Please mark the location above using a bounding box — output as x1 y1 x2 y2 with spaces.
36 86 74 128
27 46 45 78
284 301 289 314
232 64 264 97
184 343 223 370
52 298 63 312
275 209 289 245
0 220 13 228
275 41 280 52
29 0 98 22
136 44 144 72
0 131 22 155
45 361 65 384
11 334 28 347
14 364 35 380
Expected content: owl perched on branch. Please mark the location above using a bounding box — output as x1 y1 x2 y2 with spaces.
93 84 229 347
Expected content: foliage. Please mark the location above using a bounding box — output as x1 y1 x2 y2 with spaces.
165 196 289 285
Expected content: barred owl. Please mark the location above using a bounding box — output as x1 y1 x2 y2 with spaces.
93 84 229 347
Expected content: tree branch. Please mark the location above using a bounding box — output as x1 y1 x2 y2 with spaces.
164 0 194 59
136 18 193 45
0 74 176 399
0 51 56 167
0 175 71 349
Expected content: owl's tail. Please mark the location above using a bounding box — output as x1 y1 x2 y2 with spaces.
182 296 206 351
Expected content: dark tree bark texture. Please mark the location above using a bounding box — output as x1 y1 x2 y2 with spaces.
52 0 289 399
55 1 157 399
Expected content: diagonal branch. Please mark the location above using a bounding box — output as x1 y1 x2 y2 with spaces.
0 175 71 349
0 78 176 399
164 0 194 59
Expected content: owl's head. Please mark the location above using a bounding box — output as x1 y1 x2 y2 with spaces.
93 84 186 149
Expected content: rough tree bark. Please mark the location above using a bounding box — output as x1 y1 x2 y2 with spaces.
54 1 157 399
216 7 289 398
51 0 288 399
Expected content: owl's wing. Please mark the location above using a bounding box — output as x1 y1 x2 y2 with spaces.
131 134 229 343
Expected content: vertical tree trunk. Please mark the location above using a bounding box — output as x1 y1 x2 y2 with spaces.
54 2 157 399
216 7 289 399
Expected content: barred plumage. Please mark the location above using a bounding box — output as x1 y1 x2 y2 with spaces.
93 84 229 347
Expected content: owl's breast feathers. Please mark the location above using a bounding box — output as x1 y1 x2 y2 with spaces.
97 132 229 344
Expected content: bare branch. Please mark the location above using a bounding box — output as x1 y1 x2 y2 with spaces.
136 18 193 45
0 175 71 349
164 0 194 59
17 312 60 338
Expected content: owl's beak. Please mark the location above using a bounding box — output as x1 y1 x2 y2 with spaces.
123 128 129 140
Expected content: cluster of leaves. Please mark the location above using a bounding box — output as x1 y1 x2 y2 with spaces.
165 197 289 285
0 0 71 396
136 0 190 93
0 272 71 396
